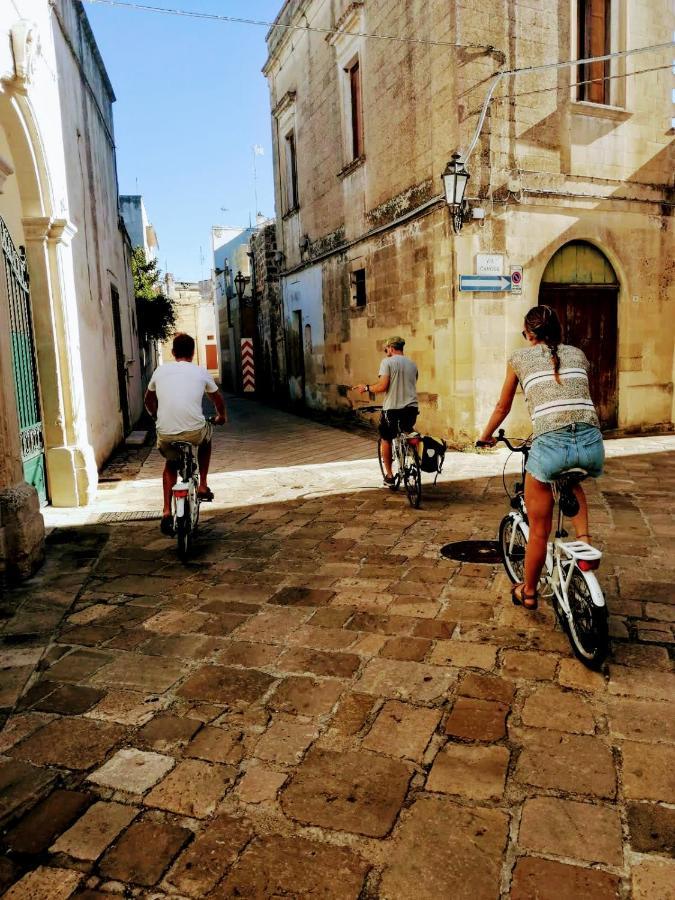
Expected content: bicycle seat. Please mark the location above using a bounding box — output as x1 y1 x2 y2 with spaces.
557 467 589 484
169 440 195 450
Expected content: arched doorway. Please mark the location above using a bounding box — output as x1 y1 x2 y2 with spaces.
539 241 618 429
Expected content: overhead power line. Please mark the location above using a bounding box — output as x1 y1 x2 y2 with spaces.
492 63 673 104
83 0 463 47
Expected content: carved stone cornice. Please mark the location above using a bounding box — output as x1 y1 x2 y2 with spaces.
0 156 14 194
272 90 297 119
48 219 78 247
327 2 364 45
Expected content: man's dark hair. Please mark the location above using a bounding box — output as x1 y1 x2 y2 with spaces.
172 332 195 359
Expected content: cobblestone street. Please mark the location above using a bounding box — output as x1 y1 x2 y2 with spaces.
1 398 674 898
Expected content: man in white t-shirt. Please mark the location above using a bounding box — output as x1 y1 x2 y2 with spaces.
145 332 227 535
353 336 418 485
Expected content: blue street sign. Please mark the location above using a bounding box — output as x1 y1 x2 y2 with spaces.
459 274 512 292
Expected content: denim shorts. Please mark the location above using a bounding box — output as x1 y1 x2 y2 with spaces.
526 423 605 484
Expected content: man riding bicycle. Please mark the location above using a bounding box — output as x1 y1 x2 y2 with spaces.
354 336 418 486
144 332 227 536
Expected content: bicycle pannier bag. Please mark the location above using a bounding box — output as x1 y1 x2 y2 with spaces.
420 435 446 473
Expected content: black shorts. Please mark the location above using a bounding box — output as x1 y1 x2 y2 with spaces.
378 407 419 441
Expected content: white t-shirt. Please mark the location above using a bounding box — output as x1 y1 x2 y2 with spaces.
148 361 218 435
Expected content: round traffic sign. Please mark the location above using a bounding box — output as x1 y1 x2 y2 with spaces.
511 270 522 285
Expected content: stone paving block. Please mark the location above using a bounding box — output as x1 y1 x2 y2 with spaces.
379 797 508 900
458 671 516 704
3 866 83 899
223 607 314 645
328 692 374 737
50 801 138 860
102 575 171 596
269 586 335 607
627 802 675 857
141 610 211 634
85 690 163 726
514 730 616 798
185 725 245 764
31 683 105 716
310 608 354 628
0 712 54 754
0 758 56 826
362 701 440 761
254 716 317 763
427 743 509 800
269 676 344 716
98 819 192 886
141 634 218 659
607 665 675 701
144 759 234 818
631 857 675 900
356 658 454 702
67 604 114 626
219 834 369 899
177 665 274 705
236 764 287 803
3 788 91 855
216 640 281 667
198 613 251 637
611 643 671 670
45 650 114 683
412 619 455 639
346 612 415 636
521 685 596 734
9 718 124 770
136 714 201 751
444 697 508 742
557 658 606 692
281 748 412 837
429 640 498 670
0 667 34 710
349 633 388 656
510 857 620 899
286 624 358 652
88 748 174 794
90 654 187 692
380 636 432 661
163 814 253 897
519 796 623 866
276 647 361 678
606 696 675 743
622 741 675 802
501 649 558 680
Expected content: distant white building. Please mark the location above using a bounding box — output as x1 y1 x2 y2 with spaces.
120 195 159 261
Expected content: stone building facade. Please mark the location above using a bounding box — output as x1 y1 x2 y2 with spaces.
0 0 143 579
250 222 286 401
264 0 674 441
161 275 220 380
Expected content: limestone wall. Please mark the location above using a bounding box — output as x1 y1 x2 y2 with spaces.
265 0 674 441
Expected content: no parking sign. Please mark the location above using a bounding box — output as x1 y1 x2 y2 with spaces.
510 266 523 294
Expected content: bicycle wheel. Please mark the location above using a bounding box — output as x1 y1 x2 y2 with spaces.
499 514 527 583
403 447 422 508
377 438 386 480
176 508 192 561
561 566 609 669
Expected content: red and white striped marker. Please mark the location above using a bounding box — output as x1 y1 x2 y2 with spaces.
241 338 255 392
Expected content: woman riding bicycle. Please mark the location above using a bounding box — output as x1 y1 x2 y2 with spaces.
478 305 604 610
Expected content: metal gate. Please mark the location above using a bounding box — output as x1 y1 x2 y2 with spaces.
1 216 47 505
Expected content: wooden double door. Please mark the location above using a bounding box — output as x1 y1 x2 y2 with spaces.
539 284 618 430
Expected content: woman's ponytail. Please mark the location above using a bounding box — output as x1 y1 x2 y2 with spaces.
525 305 563 384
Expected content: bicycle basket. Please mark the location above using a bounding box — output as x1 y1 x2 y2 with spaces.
419 435 447 473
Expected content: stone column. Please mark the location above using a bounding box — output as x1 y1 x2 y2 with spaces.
22 216 98 507
0 201 45 581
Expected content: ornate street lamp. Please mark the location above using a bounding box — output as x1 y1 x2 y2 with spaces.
234 270 247 301
442 152 470 233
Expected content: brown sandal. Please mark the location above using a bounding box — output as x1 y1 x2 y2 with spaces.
511 582 538 610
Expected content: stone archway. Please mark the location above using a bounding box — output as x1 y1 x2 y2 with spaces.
539 241 619 429
0 67 97 508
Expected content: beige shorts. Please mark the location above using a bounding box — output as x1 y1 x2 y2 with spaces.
157 423 213 462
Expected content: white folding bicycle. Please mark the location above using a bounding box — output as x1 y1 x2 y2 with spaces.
485 430 608 669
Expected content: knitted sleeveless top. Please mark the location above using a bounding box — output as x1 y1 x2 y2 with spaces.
509 343 600 437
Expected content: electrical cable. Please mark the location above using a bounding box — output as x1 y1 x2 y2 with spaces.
83 0 464 47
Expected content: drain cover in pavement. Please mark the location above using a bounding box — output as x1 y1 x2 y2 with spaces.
440 540 502 563
97 511 162 523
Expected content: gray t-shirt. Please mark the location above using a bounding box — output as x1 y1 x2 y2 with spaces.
379 354 418 411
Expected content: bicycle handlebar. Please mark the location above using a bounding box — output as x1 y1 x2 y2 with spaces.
476 429 529 454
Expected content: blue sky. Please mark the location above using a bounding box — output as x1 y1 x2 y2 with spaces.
84 0 282 281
